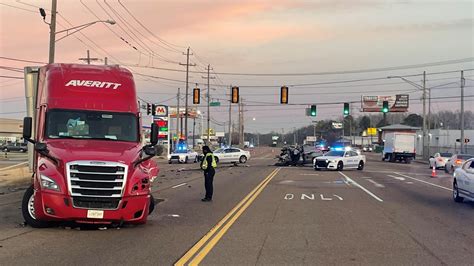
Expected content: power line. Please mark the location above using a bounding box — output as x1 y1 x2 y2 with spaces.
0 2 36 13
117 0 184 53
0 75 23 79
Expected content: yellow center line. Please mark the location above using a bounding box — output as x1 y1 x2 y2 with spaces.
175 167 281 266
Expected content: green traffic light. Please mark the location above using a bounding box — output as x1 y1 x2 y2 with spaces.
382 108 388 113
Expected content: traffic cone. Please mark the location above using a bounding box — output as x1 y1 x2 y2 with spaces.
431 166 436 178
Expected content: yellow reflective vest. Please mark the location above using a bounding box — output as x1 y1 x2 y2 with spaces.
201 153 217 170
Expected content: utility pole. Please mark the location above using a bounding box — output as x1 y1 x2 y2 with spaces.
104 57 108 65
176 88 180 141
48 0 57 63
238 97 242 147
422 71 427 159
428 83 431 156
228 87 232 146
240 98 244 147
179 47 196 143
461 70 465 153
78 50 99 64
202 65 215 144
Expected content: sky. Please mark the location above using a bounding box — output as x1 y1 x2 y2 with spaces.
1 0 473 134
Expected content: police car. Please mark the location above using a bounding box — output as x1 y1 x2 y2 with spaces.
313 149 366 171
168 142 199 164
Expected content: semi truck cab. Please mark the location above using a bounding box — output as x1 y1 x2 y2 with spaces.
21 64 159 227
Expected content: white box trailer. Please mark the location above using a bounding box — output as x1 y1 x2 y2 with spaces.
382 132 416 163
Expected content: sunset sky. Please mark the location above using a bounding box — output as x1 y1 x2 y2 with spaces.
1 0 473 133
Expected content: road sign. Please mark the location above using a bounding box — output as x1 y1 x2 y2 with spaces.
210 102 221 107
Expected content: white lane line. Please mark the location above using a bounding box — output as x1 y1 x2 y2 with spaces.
0 161 28 171
338 171 383 202
367 179 385 188
388 175 406 181
394 172 452 191
171 183 187 189
300 173 319 176
406 182 414 184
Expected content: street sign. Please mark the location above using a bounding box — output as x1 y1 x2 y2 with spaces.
332 122 343 129
210 102 221 107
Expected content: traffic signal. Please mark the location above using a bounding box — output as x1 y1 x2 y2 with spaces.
310 105 317 116
231 86 239 103
382 100 389 113
147 103 152 115
343 103 350 116
280 86 289 104
193 87 200 104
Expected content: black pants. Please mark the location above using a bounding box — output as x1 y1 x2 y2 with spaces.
204 169 215 199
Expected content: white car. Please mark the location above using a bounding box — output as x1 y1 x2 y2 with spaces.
313 150 366 171
213 147 250 164
453 158 474 202
429 152 453 169
168 149 199 164
445 154 473 174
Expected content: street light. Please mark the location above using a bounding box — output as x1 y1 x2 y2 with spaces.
39 3 115 63
388 74 429 159
55 20 116 42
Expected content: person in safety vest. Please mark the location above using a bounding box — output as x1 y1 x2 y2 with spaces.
200 146 217 202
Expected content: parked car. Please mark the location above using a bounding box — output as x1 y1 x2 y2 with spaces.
168 149 199 164
429 152 453 169
313 149 366 171
445 154 473 174
2 142 28 152
453 158 474 203
213 147 250 164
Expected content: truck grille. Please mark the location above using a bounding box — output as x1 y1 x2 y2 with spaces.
316 160 328 168
67 161 128 210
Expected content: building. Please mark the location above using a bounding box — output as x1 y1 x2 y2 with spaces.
416 129 474 155
0 118 23 144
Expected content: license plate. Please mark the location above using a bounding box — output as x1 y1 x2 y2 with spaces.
87 210 104 219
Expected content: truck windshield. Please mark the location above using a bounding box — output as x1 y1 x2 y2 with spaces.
46 110 138 142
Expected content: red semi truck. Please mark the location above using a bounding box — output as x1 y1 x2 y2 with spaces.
21 64 159 227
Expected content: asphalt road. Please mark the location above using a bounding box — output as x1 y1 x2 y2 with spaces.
1 148 473 265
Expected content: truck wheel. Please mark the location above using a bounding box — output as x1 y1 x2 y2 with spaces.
337 162 344 171
239 155 247 164
21 185 50 228
148 195 155 214
453 182 464 203
357 161 364 170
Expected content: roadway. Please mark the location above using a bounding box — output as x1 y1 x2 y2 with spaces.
0 148 473 265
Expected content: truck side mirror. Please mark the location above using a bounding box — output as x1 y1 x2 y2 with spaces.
150 123 158 146
23 117 33 142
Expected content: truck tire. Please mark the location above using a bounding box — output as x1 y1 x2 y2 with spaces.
337 162 344 171
357 161 364 170
148 195 155 214
21 185 51 228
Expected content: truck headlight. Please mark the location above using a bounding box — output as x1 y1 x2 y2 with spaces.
40 175 60 191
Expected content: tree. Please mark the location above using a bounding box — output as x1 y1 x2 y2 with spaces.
358 116 371 131
403 114 423 127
